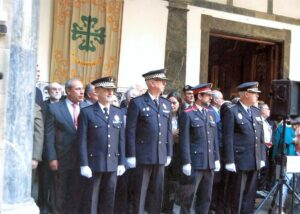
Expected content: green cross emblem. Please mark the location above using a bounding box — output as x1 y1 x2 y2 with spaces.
71 15 106 52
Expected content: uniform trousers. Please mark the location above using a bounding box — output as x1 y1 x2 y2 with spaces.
91 171 117 214
180 169 214 214
133 164 165 214
229 170 258 214
114 168 136 214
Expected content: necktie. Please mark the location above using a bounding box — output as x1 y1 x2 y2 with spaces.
247 108 252 117
103 107 109 120
154 99 159 109
72 103 79 129
201 108 206 117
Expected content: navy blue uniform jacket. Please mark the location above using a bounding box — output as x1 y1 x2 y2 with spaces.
126 92 173 165
77 103 125 172
222 102 266 171
179 106 220 170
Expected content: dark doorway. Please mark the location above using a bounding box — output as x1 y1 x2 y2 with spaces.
208 33 283 104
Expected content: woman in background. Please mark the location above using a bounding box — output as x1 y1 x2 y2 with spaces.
162 91 182 214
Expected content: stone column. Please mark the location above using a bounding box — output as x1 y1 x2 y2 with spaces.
164 0 188 92
0 0 40 213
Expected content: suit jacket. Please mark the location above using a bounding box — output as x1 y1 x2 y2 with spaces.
33 104 44 161
77 103 125 172
222 101 266 171
126 92 173 165
179 105 220 170
45 100 79 171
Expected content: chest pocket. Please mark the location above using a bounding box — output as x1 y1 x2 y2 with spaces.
191 119 205 128
113 121 122 129
89 121 103 129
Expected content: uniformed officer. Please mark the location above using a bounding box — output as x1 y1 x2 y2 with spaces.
126 69 173 214
77 76 126 214
179 83 220 214
222 82 266 214
180 85 194 111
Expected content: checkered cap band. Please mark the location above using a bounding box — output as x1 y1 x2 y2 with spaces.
94 82 116 88
144 73 167 80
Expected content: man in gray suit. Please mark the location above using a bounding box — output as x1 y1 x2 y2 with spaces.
45 78 84 214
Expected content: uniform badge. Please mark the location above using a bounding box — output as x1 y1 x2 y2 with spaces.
113 115 120 123
194 117 200 120
209 115 215 124
163 103 167 109
256 117 262 122
238 113 243 120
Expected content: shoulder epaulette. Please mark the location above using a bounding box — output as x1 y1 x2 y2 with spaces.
160 96 171 103
111 105 121 109
131 94 143 101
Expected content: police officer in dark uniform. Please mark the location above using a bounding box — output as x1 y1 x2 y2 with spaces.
126 69 173 214
180 85 194 111
77 77 126 214
222 82 266 214
179 83 220 214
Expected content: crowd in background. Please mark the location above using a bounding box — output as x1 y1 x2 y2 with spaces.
32 68 300 214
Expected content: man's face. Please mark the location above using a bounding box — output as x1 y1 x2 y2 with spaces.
66 80 84 103
49 84 62 101
214 93 224 108
96 87 114 105
245 91 259 106
149 79 167 94
198 93 212 106
87 87 98 103
184 90 194 104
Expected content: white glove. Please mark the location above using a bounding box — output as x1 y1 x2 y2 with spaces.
80 166 92 178
225 163 236 172
165 156 171 166
126 157 136 168
214 160 221 172
260 161 266 168
182 164 192 176
117 165 126 176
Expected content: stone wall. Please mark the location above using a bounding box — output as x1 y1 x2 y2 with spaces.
0 0 40 213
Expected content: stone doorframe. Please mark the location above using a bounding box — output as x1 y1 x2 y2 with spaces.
200 14 291 82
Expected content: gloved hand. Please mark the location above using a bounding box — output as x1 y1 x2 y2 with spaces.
182 164 192 176
214 160 221 172
165 156 172 166
80 166 92 178
260 161 266 168
126 157 136 168
225 163 236 172
117 165 126 176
